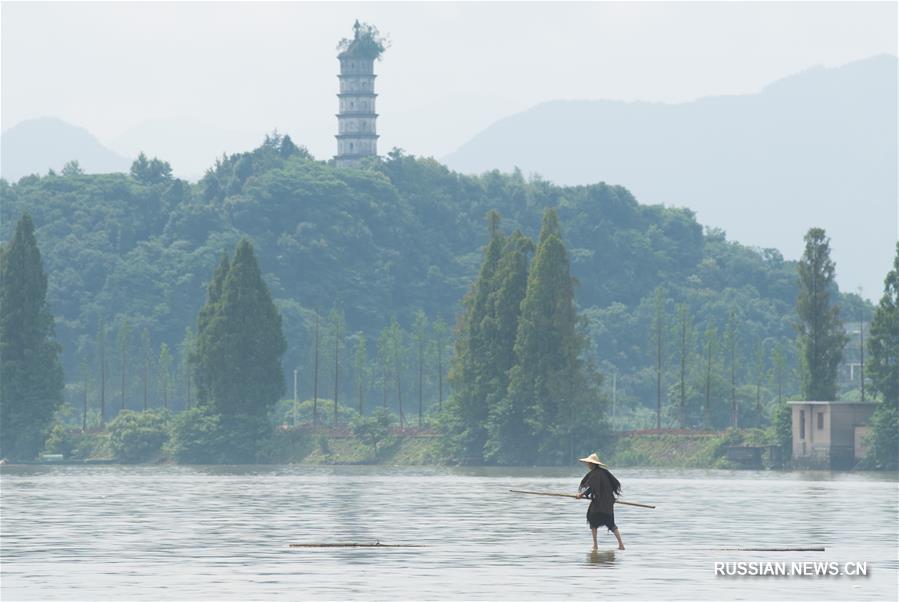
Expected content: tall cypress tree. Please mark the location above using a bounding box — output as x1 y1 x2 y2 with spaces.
866 242 899 469
869 242 899 404
193 252 230 404
201 239 286 420
796 228 847 400
483 231 534 462
445 211 506 461
0 213 64 460
503 208 596 464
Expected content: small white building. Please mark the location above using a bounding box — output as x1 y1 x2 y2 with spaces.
788 401 877 469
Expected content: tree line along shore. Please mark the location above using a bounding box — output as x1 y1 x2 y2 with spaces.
1 144 896 469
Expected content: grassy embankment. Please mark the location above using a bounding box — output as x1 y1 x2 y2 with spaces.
51 428 778 468
262 428 442 465
608 428 780 469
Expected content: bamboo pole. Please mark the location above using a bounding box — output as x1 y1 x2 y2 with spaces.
508 489 656 509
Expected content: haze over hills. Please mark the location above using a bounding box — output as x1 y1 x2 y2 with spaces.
2 56 895 296
0 117 131 180
444 55 898 298
109 118 267 181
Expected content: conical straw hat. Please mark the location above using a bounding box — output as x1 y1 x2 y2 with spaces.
578 453 608 468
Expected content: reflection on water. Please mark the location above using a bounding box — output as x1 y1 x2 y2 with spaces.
0 465 896 601
586 550 616 566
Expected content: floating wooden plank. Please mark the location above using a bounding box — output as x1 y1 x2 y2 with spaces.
715 547 826 552
289 542 427 548
509 489 656 509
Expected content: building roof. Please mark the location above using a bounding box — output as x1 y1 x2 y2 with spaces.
787 400 880 406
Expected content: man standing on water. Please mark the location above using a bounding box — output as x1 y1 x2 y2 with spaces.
576 453 626 551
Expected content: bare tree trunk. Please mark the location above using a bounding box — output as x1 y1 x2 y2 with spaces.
333 318 339 427
186 366 191 409
396 370 404 430
656 325 662 431
437 345 443 412
418 339 423 429
704 340 712 428
859 314 865 402
143 346 148 411
680 317 687 428
121 347 126 410
100 344 106 426
82 382 88 431
313 313 320 428
731 346 737 428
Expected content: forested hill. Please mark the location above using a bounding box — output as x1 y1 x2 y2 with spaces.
0 137 867 424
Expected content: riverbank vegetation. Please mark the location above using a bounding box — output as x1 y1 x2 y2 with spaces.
1 141 895 468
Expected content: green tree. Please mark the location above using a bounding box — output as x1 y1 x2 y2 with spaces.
140 328 151 411
0 213 64 459
327 306 346 425
97 323 108 425
724 311 738 427
483 231 535 461
432 315 450 411
351 407 395 458
116 319 132 410
193 253 229 404
445 211 506 461
353 333 370 415
868 242 899 404
130 152 173 185
387 317 406 429
501 208 599 464
377 324 391 410
752 341 766 423
675 303 693 428
77 337 91 430
179 327 195 409
865 242 899 469
652 287 666 430
412 310 429 428
158 343 173 409
702 321 718 428
61 160 83 176
312 311 321 426
770 342 786 404
107 409 171 463
796 228 848 400
193 239 286 457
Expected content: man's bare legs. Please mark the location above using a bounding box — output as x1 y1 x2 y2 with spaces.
591 528 598 551
613 528 625 550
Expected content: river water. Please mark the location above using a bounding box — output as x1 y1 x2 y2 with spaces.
1 465 896 600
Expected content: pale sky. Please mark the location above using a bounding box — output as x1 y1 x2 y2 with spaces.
2 1 896 165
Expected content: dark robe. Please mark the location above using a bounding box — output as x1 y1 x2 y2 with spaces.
579 467 615 514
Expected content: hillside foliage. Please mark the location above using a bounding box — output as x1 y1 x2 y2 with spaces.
0 137 871 438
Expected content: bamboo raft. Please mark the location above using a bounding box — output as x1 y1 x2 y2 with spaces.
290 542 427 548
509 489 656 509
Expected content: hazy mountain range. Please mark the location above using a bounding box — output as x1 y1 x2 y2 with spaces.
444 55 898 298
0 117 131 179
2 55 895 295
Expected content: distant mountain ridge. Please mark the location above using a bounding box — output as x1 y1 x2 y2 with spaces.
443 54 898 297
1 117 131 180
